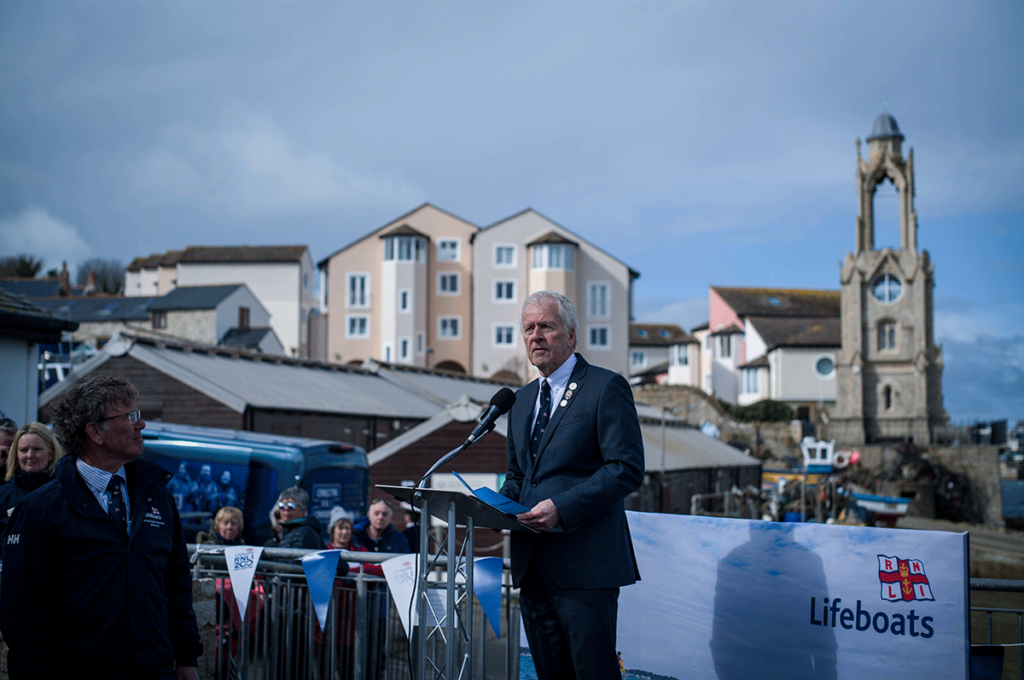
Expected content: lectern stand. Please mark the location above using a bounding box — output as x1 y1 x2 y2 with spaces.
379 485 532 680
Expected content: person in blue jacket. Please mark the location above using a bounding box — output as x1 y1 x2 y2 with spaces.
353 498 411 554
0 375 202 680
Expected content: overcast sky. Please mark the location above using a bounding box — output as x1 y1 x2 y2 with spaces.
1 1 1021 423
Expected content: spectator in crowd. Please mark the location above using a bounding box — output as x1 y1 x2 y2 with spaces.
0 417 17 469
402 504 422 552
0 375 202 679
197 505 245 546
353 499 410 554
0 422 65 552
263 487 325 550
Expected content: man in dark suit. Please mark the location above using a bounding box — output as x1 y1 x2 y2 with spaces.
499 290 645 680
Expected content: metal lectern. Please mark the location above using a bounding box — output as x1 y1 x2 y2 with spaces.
378 484 533 680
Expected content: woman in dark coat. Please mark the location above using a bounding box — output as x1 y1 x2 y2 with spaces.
263 486 324 550
0 422 64 550
197 505 245 546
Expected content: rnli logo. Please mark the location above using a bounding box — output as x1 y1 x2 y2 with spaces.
233 552 255 570
143 506 165 528
878 555 934 602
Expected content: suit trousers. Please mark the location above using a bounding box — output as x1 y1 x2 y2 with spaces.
518 556 621 680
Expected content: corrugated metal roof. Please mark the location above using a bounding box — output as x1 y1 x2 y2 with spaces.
371 363 519 407
32 296 154 322
640 424 761 472
124 342 443 417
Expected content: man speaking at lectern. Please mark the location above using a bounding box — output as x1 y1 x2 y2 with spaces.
499 290 645 680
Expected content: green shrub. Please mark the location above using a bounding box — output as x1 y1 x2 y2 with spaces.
718 399 795 423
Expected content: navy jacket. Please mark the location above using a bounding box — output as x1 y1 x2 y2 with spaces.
0 469 53 555
500 354 645 590
353 521 410 554
0 456 202 680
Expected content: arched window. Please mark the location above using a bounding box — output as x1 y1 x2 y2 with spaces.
871 273 902 304
878 321 897 351
883 385 893 410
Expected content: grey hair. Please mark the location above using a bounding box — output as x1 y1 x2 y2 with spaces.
48 375 139 458
277 486 309 510
522 290 578 349
0 418 17 436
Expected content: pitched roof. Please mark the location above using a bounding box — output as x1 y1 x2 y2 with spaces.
747 316 841 350
31 296 154 322
0 278 63 297
0 289 78 342
220 327 275 348
40 331 515 420
177 245 308 265
148 284 246 311
711 286 840 318
127 250 186 271
638 424 761 471
526 230 579 247
630 323 695 346
379 223 429 238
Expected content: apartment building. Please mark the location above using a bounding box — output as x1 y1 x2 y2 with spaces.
471 209 638 381
318 204 478 372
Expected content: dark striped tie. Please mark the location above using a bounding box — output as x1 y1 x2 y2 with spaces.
530 380 551 459
107 476 127 530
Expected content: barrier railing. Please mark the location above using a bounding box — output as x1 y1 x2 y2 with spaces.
189 546 521 680
971 578 1024 680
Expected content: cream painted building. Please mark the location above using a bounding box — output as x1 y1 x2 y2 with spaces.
471 209 638 381
319 204 478 372
125 245 314 357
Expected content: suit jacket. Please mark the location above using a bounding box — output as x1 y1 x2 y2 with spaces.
499 354 645 590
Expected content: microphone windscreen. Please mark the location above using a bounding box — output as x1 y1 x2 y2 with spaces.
490 387 516 415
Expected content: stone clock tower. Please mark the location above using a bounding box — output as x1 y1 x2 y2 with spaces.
832 112 947 445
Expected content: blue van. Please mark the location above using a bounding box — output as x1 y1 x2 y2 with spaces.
141 421 369 545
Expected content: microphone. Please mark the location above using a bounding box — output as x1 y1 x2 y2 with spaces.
465 388 516 444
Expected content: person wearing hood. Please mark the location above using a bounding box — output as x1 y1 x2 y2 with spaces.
264 487 325 550
0 422 65 551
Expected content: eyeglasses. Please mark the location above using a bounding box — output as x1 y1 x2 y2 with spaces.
95 409 142 425
278 501 300 510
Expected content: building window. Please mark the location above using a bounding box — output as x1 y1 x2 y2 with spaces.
384 236 425 262
494 245 515 267
715 334 732 358
883 385 894 410
871 273 902 304
672 345 689 366
588 282 609 318
532 244 574 270
630 350 646 369
494 280 515 302
494 325 515 347
588 325 610 349
416 332 424 354
741 368 759 394
383 344 392 362
437 239 460 262
399 289 410 312
439 316 460 339
346 315 369 338
815 356 835 377
438 273 459 295
238 307 250 330
878 321 897 351
347 273 369 308
705 335 711 350
152 310 167 329
399 338 410 361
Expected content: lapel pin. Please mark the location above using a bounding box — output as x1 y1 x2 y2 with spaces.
569 382 577 391
560 400 568 407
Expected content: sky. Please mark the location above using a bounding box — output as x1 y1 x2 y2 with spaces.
1 1 1021 424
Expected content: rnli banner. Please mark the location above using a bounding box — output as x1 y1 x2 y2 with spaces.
616 513 968 680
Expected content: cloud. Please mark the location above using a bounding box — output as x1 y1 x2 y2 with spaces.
941 335 1024 423
934 297 1024 344
129 106 424 218
0 206 90 272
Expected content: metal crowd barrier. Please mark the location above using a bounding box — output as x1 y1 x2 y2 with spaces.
971 578 1024 680
188 546 521 680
